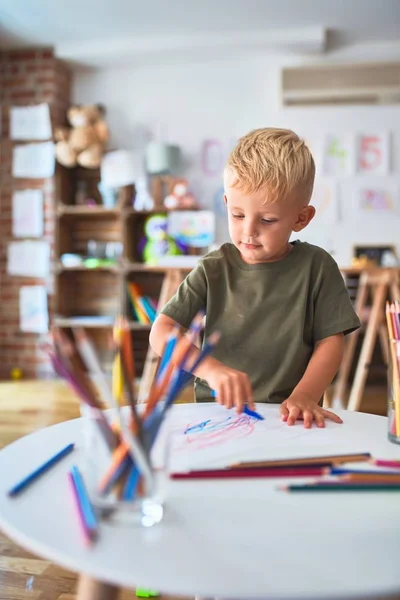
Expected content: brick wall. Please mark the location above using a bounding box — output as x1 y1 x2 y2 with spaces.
0 48 71 379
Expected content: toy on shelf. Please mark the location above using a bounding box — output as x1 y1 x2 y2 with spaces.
54 104 109 169
133 177 154 211
138 214 187 265
163 178 198 210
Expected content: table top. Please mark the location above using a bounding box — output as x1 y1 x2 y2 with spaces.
1 403 400 600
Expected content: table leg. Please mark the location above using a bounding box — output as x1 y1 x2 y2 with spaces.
77 574 120 600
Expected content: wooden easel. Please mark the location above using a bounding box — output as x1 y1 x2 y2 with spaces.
137 268 187 403
331 268 400 411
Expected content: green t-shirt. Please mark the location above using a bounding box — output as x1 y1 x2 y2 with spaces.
161 241 360 404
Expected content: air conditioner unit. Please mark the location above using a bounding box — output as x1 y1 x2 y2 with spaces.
282 62 400 106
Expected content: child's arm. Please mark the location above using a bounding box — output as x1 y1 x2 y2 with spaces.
279 333 344 428
150 314 254 411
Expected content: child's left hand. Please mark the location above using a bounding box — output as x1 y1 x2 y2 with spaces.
280 394 343 428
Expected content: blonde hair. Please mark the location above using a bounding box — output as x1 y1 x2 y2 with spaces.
226 127 315 205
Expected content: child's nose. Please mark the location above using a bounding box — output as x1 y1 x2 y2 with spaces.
243 219 258 237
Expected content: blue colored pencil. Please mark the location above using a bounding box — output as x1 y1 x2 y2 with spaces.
210 390 264 420
330 467 400 476
70 465 98 533
123 465 140 500
8 443 75 497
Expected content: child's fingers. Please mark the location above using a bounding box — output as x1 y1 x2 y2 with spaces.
244 378 255 409
287 406 300 425
321 409 343 424
279 402 289 421
224 380 234 409
314 410 326 428
233 379 244 414
302 410 314 429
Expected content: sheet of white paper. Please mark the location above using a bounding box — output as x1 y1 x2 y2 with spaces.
12 142 55 178
151 403 339 472
10 103 52 141
310 181 339 225
19 286 48 333
12 189 44 237
7 241 50 277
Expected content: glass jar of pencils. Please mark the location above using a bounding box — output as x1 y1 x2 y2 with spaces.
80 404 169 527
387 339 400 445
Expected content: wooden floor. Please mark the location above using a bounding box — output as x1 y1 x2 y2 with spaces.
0 379 389 599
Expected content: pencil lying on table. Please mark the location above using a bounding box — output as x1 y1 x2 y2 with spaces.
282 482 400 492
8 443 75 497
230 453 371 470
171 466 326 480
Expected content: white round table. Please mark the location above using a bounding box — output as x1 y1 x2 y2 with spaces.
1 403 400 600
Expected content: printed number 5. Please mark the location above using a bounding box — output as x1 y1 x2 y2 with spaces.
360 136 381 171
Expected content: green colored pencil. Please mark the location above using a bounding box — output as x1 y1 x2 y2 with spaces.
282 482 400 492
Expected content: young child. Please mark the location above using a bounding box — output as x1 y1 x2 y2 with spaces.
149 128 360 428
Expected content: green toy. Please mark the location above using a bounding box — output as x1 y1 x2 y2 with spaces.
139 214 186 265
135 588 159 597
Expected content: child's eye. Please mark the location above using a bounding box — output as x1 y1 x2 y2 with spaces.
261 219 276 224
232 213 244 219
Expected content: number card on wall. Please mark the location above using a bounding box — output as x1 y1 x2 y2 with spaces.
310 181 339 225
322 133 354 177
355 186 399 216
356 132 390 175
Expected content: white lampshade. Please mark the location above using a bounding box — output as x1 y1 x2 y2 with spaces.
100 150 143 188
145 142 181 175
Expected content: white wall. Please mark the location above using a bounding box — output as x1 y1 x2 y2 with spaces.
73 42 400 266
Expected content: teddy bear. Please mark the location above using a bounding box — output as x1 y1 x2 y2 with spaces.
163 178 198 210
54 104 109 169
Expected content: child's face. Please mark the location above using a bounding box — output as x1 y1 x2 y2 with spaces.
224 181 315 264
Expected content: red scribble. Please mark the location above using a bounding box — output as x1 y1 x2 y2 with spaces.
183 415 255 450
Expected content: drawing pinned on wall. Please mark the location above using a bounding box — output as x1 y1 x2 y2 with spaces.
355 186 399 216
201 139 224 176
10 103 52 141
310 181 339 225
19 286 48 333
12 189 44 237
167 210 215 247
322 134 353 177
356 132 390 175
12 141 55 178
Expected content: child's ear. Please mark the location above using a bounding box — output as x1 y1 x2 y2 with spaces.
292 205 316 232
223 194 227 205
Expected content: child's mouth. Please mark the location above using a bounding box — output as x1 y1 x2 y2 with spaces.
241 242 261 250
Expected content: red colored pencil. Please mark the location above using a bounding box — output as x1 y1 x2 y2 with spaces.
170 466 326 480
370 459 400 469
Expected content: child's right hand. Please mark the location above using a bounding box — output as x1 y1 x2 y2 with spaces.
205 362 254 413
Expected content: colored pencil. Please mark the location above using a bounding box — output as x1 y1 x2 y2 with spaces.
8 443 75 497
69 466 98 542
170 466 326 480
68 471 96 544
231 453 371 470
341 473 400 483
282 482 400 492
210 390 264 420
330 467 400 475
370 458 400 469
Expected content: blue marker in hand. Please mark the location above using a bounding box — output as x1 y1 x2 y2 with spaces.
210 390 264 420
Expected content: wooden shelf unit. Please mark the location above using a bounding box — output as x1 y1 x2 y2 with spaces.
53 165 195 375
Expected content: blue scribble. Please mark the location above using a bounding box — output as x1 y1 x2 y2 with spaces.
184 419 211 434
